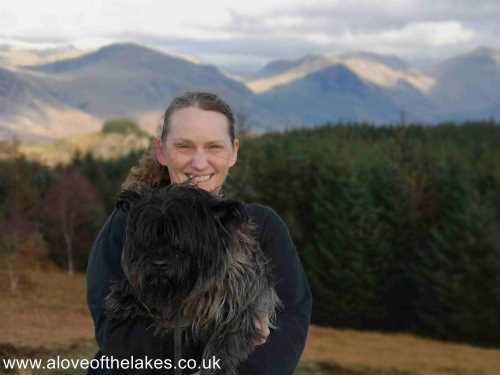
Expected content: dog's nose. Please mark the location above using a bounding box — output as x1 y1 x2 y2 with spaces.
255 317 270 345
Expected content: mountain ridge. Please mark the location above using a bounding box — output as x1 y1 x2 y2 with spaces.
1 43 499 142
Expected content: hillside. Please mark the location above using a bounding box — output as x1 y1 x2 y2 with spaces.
0 45 91 68
0 43 261 142
19 129 152 166
2 43 500 142
0 66 102 143
1 269 499 374
27 43 256 119
247 53 434 94
254 64 436 126
429 46 500 121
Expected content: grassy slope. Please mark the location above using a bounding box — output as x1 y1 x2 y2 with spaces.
19 131 151 166
1 269 499 375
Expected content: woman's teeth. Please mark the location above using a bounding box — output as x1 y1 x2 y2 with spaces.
187 174 212 182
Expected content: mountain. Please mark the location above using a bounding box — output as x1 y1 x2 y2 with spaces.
27 43 256 119
0 45 90 67
246 53 434 95
248 52 436 125
1 43 277 141
2 42 500 142
0 65 101 142
339 51 409 71
429 46 500 121
1 43 274 142
0 65 67 118
252 51 409 79
251 55 322 80
254 64 436 127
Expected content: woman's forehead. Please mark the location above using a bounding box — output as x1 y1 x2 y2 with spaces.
169 107 230 136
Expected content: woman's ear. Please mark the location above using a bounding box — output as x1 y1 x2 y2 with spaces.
155 138 168 166
229 138 239 167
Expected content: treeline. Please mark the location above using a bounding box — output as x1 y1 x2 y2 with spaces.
225 121 500 347
0 142 142 285
0 119 145 284
1 121 500 347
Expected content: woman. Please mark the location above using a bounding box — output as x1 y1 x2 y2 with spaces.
86 92 312 374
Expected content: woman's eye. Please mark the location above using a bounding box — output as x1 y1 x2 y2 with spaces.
176 144 190 149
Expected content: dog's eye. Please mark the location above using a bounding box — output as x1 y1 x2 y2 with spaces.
153 259 168 266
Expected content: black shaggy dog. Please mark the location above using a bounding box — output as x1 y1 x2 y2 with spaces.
105 184 280 374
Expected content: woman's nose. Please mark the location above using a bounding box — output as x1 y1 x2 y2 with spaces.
191 150 209 170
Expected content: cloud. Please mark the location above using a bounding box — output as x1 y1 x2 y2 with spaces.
332 21 476 52
1 0 499 68
124 20 477 67
246 0 500 34
118 31 323 62
208 0 497 64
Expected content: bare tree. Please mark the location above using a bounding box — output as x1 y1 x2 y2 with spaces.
0 216 31 293
44 172 99 275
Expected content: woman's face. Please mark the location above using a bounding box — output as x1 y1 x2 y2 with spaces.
156 106 239 193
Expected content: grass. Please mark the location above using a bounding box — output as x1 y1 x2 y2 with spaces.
300 326 500 374
1 268 500 375
0 268 94 350
0 268 96 374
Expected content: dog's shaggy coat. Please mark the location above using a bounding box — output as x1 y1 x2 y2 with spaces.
105 185 280 374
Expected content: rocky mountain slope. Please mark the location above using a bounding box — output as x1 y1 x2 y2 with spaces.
1 43 499 142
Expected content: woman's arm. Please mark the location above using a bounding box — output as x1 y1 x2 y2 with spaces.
238 205 312 375
86 207 128 349
87 203 312 374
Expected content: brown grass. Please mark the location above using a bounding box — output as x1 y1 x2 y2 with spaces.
1 269 499 374
302 326 500 374
0 269 94 351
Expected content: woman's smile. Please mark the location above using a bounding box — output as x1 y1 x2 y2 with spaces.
185 174 214 183
155 107 239 193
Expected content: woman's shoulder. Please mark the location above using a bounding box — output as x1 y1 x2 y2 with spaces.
91 198 130 248
243 203 291 243
244 203 278 226
116 190 141 211
105 190 141 227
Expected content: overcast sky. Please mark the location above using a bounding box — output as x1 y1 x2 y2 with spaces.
1 0 499 71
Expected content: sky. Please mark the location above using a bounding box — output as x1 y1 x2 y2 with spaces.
1 0 499 71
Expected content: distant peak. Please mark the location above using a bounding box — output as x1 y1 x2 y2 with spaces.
470 46 498 57
297 54 322 64
473 46 494 53
93 42 199 64
96 42 154 54
339 50 408 70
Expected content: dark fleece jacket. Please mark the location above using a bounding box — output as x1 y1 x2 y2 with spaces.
86 198 312 375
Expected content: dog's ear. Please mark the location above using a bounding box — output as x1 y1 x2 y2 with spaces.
211 200 247 228
116 190 142 211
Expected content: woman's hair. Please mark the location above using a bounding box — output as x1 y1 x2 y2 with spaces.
161 92 236 144
121 92 237 193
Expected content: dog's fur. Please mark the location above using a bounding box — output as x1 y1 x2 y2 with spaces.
105 184 280 374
